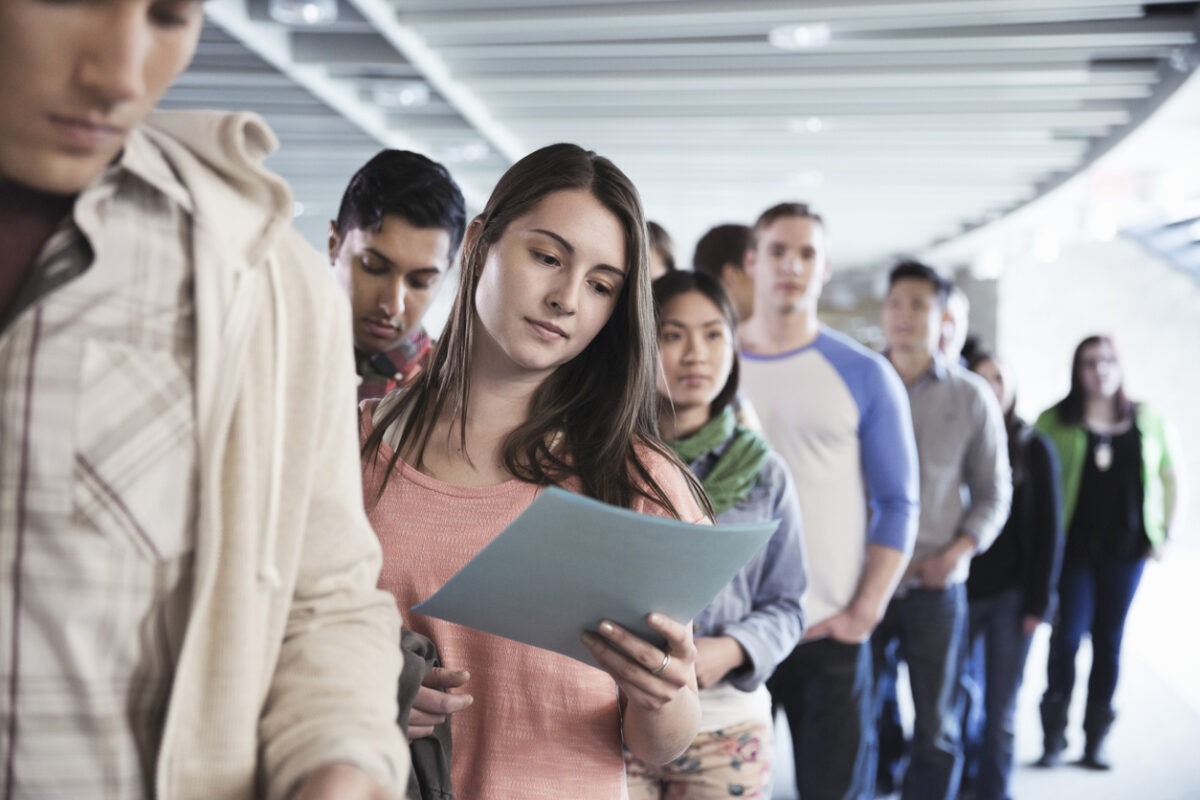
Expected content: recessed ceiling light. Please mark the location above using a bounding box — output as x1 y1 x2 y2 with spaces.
769 24 832 50
268 0 338 25
372 81 431 108
444 142 490 163
787 170 825 189
787 117 825 134
1168 46 1199 73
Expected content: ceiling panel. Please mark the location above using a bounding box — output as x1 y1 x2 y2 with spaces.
178 0 1199 268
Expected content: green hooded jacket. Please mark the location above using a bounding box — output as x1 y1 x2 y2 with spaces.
1035 404 1176 549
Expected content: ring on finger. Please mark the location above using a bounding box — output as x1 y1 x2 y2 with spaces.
651 651 671 676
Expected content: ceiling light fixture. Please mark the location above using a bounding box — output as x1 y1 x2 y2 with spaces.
769 23 832 51
372 81 431 108
444 142 491 163
787 117 825 134
268 0 338 26
1168 46 1200 73
787 170 825 189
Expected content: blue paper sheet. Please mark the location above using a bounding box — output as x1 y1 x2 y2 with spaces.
412 487 779 667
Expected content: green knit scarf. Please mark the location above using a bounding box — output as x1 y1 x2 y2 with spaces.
667 406 771 515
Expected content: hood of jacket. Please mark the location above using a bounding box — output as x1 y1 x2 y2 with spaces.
142 109 295 274
135 110 312 596
131 111 408 798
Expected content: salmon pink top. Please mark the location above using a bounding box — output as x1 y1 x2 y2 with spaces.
361 400 704 799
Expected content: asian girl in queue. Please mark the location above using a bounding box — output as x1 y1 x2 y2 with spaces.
625 270 808 799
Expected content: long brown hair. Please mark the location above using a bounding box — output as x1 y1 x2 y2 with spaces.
1055 334 1135 426
362 143 710 518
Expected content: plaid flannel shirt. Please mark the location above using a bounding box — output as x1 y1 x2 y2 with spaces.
0 131 197 798
355 328 433 402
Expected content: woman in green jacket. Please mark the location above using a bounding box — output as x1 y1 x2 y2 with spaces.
1035 335 1181 771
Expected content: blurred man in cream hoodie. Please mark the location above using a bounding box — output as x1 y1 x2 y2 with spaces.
0 2 407 798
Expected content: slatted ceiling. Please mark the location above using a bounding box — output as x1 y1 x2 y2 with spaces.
291 32 408 63
422 23 1194 57
182 0 1199 267
436 47 1172 68
478 85 1156 105
411 7 1160 43
396 1 1187 35
459 67 1158 89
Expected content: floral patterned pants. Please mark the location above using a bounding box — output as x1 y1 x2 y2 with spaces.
625 717 773 798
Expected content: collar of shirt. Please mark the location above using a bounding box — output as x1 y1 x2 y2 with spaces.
69 128 194 278
903 353 948 392
357 329 431 378
108 128 196 215
884 350 948 389
926 353 949 381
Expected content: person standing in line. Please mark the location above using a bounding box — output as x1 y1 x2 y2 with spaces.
738 203 920 800
0 1 408 797
1034 334 1182 771
625 270 808 798
941 286 971 364
878 284 974 793
360 143 709 799
874 261 1012 800
328 149 466 401
691 222 760 430
648 220 677 280
692 223 754 323
958 353 1064 800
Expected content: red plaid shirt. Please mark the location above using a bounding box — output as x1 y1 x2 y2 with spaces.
355 329 434 402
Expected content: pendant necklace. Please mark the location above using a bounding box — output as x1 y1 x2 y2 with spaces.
1094 435 1113 471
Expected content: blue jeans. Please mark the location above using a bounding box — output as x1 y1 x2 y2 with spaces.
1045 556 1145 724
961 587 1033 800
768 638 875 800
871 585 968 800
874 646 905 794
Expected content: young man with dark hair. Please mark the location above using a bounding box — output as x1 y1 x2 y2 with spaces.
738 202 919 800
692 223 753 321
874 260 1012 800
0 2 407 798
329 149 466 400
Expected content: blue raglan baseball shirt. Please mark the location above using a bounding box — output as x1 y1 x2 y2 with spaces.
741 326 919 627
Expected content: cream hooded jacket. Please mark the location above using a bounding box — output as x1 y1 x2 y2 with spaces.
139 110 408 799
